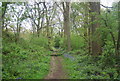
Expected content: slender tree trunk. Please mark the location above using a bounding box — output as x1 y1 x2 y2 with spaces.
43 2 49 38
37 26 40 37
84 3 89 51
43 2 51 49
88 26 91 54
16 21 20 43
84 3 88 37
116 1 120 56
40 15 44 36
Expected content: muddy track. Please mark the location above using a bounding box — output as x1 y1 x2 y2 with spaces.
45 53 67 79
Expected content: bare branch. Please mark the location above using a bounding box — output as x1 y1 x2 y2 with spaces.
100 4 113 8
55 2 64 13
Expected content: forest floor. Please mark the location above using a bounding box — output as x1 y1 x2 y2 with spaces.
45 52 68 79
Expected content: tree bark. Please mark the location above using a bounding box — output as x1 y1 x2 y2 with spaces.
89 2 102 55
62 2 71 51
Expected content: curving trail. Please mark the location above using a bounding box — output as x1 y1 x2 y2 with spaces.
45 52 67 79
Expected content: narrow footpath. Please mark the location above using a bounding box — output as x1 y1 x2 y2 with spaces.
45 52 67 79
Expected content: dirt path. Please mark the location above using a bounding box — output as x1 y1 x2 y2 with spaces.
45 53 67 79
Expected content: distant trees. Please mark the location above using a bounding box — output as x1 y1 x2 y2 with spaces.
2 2 8 26
2 2 10 30
13 3 26 42
2 2 26 43
1 1 119 54
25 2 45 37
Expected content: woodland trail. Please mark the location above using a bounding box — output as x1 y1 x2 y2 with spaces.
45 52 67 79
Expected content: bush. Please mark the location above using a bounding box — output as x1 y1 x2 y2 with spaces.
54 36 60 47
71 34 85 50
100 41 116 67
30 36 48 48
59 37 65 49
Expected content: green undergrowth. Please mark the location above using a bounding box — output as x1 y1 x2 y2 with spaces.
63 49 120 79
2 37 52 79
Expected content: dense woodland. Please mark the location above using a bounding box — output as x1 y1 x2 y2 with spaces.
1 1 120 79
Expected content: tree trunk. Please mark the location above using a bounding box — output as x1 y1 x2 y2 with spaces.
89 2 102 55
63 2 71 51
